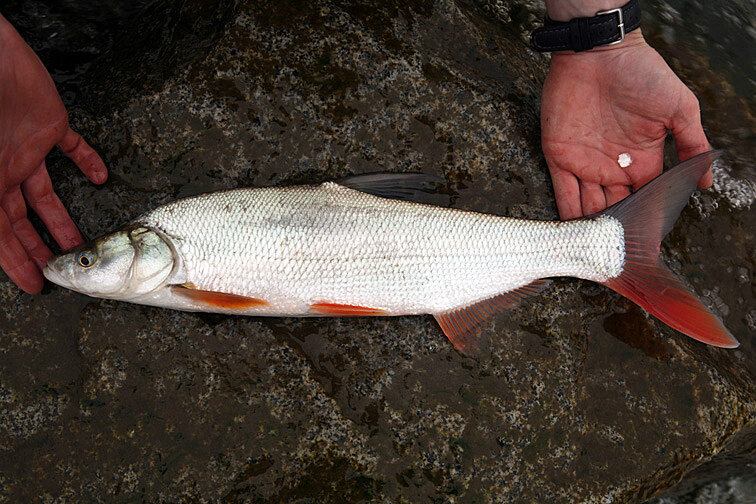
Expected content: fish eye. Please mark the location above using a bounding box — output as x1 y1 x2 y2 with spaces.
77 251 97 268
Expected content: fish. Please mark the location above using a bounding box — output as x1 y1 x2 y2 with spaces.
43 151 739 353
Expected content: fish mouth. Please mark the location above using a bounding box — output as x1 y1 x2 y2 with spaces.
43 264 75 290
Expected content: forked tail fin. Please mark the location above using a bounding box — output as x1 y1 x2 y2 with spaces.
596 150 739 348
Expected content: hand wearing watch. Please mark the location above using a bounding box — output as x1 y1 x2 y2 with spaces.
536 0 712 222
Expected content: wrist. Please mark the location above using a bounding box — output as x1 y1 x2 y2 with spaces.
545 0 627 22
551 29 646 56
532 0 642 53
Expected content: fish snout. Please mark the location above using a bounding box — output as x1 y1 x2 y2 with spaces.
43 260 75 290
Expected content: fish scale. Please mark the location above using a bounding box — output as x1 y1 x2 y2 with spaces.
135 182 625 315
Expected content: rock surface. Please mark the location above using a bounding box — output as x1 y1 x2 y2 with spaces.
0 0 754 502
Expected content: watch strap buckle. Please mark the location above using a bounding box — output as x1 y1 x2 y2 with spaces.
596 7 626 45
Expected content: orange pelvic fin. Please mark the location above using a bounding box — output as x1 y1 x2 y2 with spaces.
434 280 550 355
171 285 269 310
309 302 388 316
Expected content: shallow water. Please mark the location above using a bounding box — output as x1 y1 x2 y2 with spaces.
0 0 754 502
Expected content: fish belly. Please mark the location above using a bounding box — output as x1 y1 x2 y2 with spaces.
135 183 625 315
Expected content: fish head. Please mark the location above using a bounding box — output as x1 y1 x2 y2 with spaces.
43 227 175 299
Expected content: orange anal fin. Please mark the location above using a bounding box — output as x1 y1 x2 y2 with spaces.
434 280 551 356
171 285 269 310
309 302 388 316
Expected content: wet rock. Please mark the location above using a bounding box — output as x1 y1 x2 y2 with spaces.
0 0 753 502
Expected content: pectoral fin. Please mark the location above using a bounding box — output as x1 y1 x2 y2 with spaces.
434 280 550 355
171 285 269 310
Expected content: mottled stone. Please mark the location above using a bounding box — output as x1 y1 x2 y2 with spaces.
0 0 754 503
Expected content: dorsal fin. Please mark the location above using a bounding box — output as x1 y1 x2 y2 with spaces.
336 172 445 202
434 280 551 355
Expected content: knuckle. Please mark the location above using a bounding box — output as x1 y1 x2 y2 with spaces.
62 133 84 156
682 91 701 115
50 118 70 141
6 258 32 276
23 179 54 201
35 191 58 209
0 230 15 250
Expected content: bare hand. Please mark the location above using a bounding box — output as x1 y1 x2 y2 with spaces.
0 14 107 293
541 31 711 220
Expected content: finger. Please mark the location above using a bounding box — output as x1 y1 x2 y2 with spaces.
21 162 85 250
628 151 664 192
669 90 711 188
547 165 582 220
0 207 44 294
579 180 607 216
603 184 631 207
696 163 713 189
58 127 108 184
1 188 53 269
555 152 633 188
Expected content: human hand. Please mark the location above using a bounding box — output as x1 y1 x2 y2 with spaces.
0 14 107 293
540 30 711 220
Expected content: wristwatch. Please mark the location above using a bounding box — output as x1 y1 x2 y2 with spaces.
530 0 642 53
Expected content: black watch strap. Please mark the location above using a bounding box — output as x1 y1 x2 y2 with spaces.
530 0 642 53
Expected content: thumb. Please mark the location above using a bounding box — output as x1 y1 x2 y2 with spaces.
669 89 712 188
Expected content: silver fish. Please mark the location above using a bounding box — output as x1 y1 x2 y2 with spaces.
44 151 738 352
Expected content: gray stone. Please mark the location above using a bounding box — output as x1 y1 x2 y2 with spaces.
0 1 753 502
